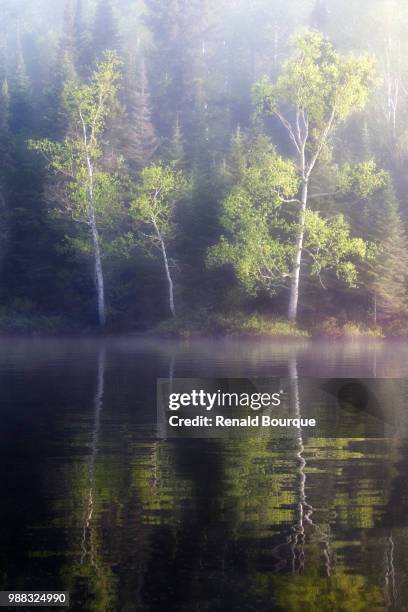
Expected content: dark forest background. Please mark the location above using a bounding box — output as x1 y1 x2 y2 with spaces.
1 0 408 335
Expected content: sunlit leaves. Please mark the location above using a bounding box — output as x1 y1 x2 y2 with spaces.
338 160 388 198
208 140 368 295
254 30 375 131
304 210 367 286
62 51 123 146
130 163 186 252
28 52 124 230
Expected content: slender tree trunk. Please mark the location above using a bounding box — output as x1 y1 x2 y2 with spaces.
90 217 106 327
81 346 106 565
154 221 176 317
85 146 106 327
288 179 308 322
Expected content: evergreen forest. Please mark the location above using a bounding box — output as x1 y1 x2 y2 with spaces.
1 0 408 337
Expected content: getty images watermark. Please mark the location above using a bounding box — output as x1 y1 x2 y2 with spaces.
156 378 396 439
166 387 316 429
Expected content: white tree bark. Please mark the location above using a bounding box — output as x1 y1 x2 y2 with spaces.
288 180 308 322
153 219 176 318
81 346 105 565
279 108 335 323
81 109 107 328
90 216 106 327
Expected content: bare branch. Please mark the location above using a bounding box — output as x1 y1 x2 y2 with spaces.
274 110 301 155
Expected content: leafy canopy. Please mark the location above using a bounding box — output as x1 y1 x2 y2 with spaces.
130 163 186 245
208 139 368 295
253 30 376 143
28 51 124 228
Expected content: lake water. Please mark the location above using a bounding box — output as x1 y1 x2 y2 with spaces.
1 337 408 611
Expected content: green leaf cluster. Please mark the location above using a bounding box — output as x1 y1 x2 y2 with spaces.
130 163 186 244
254 30 375 129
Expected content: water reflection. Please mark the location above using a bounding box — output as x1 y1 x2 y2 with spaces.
81 347 106 566
0 338 408 610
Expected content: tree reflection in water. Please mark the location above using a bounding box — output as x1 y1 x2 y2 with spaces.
81 346 106 567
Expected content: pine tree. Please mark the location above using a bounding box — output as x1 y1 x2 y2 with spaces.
123 56 158 170
75 0 93 75
162 116 185 167
47 0 79 138
366 183 408 324
92 0 120 63
58 0 79 82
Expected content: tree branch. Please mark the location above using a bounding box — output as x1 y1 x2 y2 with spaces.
275 110 301 155
306 107 336 179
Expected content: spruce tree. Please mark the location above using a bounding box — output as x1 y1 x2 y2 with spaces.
167 117 185 166
59 0 78 82
366 183 408 324
75 0 93 75
123 56 158 170
47 0 79 138
92 0 120 63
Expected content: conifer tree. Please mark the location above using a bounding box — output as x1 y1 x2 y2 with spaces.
75 0 92 75
59 0 79 83
123 56 157 170
164 117 185 167
48 0 80 138
366 183 408 324
92 0 120 62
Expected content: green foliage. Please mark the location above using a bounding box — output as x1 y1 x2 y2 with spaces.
254 30 375 129
63 50 123 143
29 52 124 231
150 311 309 338
0 299 81 334
338 160 388 198
211 313 309 337
342 321 384 338
364 182 408 323
122 56 158 170
130 163 186 248
207 140 298 294
0 1 407 329
313 317 384 338
304 210 367 286
92 0 121 62
208 138 368 297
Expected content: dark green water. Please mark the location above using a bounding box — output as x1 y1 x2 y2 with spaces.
1 337 408 611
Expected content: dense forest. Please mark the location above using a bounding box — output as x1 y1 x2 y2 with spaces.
1 0 408 336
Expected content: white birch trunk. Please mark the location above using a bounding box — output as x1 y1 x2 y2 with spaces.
153 220 176 318
90 216 106 327
85 142 106 328
288 179 308 322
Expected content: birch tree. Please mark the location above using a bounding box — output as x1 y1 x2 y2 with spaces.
130 164 186 318
208 138 369 301
254 31 375 322
29 51 123 327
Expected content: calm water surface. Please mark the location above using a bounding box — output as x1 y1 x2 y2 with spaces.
1 337 408 611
